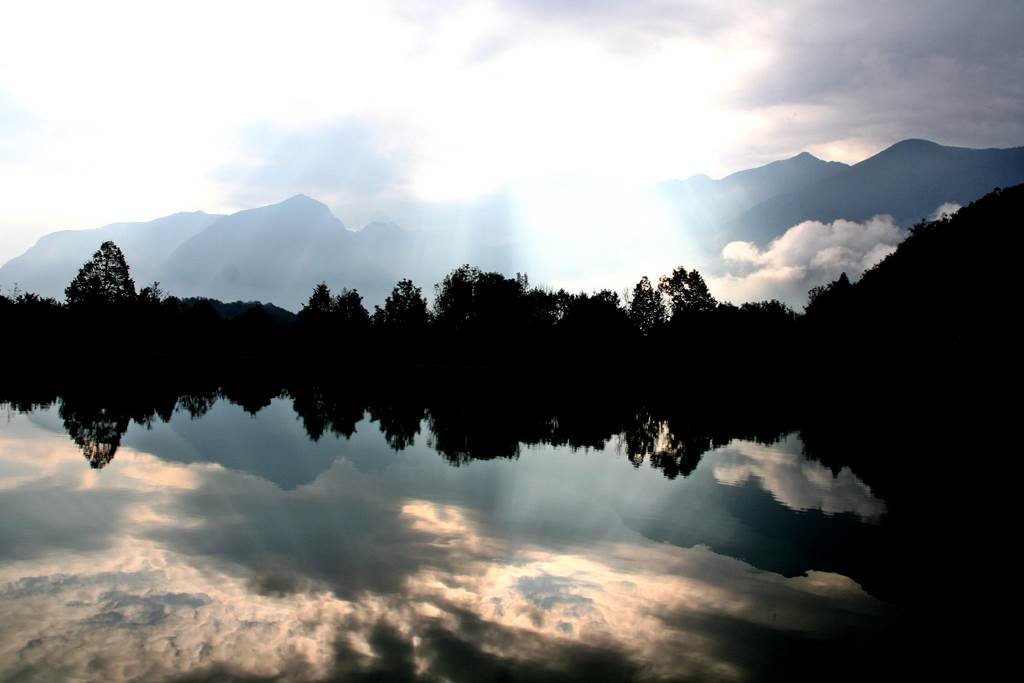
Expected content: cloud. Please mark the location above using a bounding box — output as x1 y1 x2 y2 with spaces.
710 213 904 305
457 1 1024 164
718 1 1024 158
929 202 962 221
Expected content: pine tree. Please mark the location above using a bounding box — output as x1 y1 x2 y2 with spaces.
65 241 137 307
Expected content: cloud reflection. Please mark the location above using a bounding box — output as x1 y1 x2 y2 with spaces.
712 436 886 521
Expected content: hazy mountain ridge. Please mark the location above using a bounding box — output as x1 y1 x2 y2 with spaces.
730 139 1024 243
654 151 851 254
663 151 851 218
3 139 1022 309
0 211 222 298
164 195 351 298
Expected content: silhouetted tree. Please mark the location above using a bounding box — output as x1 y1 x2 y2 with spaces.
524 286 561 328
434 265 482 332
138 281 164 306
740 299 797 320
332 288 370 331
65 241 137 307
559 290 629 334
1 289 63 358
297 283 370 357
805 271 852 316
432 266 534 363
627 276 666 335
373 279 430 330
308 282 333 313
658 266 717 317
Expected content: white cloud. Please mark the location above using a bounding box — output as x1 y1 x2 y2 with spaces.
929 202 962 221
710 214 904 305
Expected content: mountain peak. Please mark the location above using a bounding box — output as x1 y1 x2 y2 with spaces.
889 138 940 149
879 139 944 157
249 194 339 222
791 151 820 161
280 193 327 208
854 139 948 169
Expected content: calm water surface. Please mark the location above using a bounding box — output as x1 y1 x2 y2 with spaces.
0 392 899 681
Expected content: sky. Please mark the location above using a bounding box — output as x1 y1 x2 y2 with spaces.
1 0 1023 283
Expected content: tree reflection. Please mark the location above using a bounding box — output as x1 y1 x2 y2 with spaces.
59 396 131 469
31 377 796 482
368 397 426 450
288 385 365 441
619 409 732 479
176 387 219 419
647 432 715 479
426 399 527 464
221 379 278 416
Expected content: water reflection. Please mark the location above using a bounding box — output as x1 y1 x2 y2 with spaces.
0 389 899 681
19 383 798 483
712 437 886 522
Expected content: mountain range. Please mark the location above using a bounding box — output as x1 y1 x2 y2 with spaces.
3 138 1022 309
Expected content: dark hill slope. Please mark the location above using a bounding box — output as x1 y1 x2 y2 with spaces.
805 182 1022 351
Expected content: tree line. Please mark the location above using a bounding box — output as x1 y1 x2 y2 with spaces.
0 239 798 369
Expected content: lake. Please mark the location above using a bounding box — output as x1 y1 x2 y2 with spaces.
0 384 912 682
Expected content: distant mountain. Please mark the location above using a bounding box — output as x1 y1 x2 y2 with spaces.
178 298 297 326
657 151 849 220
3 139 1022 308
730 139 1024 243
159 195 463 307
0 211 220 298
654 151 850 250
0 194 523 309
0 196 422 308
163 195 352 301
